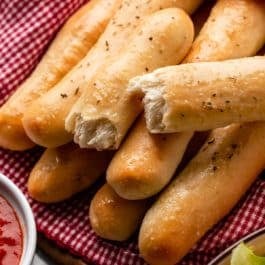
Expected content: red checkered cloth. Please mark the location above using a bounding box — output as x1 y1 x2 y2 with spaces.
0 0 264 264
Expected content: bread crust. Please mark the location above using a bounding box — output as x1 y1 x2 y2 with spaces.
28 143 112 203
184 0 265 62
89 184 150 241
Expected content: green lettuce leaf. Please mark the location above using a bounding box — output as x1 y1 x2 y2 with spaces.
231 243 265 265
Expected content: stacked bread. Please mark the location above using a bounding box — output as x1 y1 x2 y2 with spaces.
1 0 265 264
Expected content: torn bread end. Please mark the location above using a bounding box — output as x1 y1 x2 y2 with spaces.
73 117 117 150
143 89 166 133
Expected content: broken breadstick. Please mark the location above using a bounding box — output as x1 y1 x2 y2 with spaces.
133 56 265 133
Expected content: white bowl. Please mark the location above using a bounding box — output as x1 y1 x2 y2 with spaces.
0 173 36 265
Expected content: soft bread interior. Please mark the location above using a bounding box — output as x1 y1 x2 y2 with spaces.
74 116 117 150
143 89 166 133
128 72 167 132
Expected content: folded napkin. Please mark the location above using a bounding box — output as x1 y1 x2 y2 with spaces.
0 1 264 264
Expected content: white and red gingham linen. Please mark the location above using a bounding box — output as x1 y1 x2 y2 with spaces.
0 0 264 264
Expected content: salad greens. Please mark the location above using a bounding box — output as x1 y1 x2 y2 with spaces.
231 243 265 265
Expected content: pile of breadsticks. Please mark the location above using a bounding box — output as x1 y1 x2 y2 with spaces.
1 0 265 264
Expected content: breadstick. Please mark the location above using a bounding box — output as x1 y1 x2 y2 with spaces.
139 122 265 265
28 143 112 203
89 184 150 241
184 0 265 62
0 0 120 150
22 0 202 148
106 0 265 200
107 116 192 199
66 8 194 150
136 56 265 133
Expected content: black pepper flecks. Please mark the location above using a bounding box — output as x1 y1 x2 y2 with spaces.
105 40 109 51
60 93 67 98
74 87 79 95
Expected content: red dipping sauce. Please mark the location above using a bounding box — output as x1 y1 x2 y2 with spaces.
0 196 23 265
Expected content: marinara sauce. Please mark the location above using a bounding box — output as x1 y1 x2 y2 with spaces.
0 196 23 265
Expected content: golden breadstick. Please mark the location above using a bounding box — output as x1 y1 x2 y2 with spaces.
89 184 150 241
106 0 265 200
66 8 194 150
136 56 265 133
107 116 192 199
139 122 265 265
23 0 202 148
0 0 120 150
28 143 112 203
184 0 265 62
